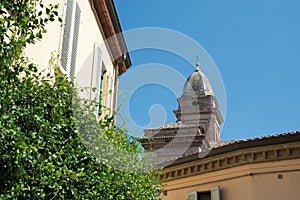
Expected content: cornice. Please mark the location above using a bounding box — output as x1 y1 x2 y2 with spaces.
160 141 300 181
90 0 131 75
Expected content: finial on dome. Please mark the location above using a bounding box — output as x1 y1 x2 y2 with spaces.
195 56 200 71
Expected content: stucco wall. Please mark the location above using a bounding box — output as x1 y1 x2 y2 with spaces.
25 0 65 75
25 0 116 111
163 159 300 200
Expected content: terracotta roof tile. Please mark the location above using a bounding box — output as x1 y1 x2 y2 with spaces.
157 131 300 166
144 121 200 131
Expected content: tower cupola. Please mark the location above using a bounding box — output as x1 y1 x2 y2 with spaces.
182 63 214 96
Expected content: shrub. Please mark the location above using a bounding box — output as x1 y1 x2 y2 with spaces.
0 1 161 199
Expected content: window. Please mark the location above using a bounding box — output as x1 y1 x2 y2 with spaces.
91 43 103 116
60 0 81 80
188 191 210 200
101 72 109 114
106 75 114 109
99 73 104 109
188 186 220 200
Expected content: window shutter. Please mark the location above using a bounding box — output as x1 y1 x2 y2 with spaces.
188 191 198 200
211 186 220 200
106 75 114 109
188 190 217 200
92 44 103 102
60 0 74 72
101 73 109 111
60 0 81 80
69 2 81 80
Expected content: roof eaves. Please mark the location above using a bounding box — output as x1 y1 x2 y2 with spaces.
162 131 300 168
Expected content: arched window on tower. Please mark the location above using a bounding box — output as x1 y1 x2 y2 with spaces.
197 126 205 136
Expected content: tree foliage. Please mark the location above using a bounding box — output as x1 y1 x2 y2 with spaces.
0 1 161 199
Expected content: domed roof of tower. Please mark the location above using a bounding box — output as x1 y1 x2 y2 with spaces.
183 63 214 96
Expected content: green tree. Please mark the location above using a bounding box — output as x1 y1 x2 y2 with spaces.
0 1 161 199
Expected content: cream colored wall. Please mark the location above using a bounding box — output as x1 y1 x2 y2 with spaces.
74 0 114 100
163 159 300 200
25 0 116 112
25 0 65 76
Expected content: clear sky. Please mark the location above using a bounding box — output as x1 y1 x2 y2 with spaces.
114 0 300 140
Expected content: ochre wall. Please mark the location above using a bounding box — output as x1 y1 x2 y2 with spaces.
163 159 300 200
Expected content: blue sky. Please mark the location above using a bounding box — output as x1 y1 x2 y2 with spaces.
115 0 300 140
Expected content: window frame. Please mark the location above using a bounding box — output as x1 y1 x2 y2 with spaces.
90 43 104 116
187 186 220 200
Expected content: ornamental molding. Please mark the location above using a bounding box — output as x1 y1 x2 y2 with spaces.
160 141 300 181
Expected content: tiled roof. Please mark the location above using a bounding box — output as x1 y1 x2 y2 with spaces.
144 121 200 131
143 135 204 139
213 131 300 149
212 140 240 148
158 131 300 167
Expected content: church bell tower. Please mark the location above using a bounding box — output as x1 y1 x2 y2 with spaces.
173 62 223 146
141 62 223 164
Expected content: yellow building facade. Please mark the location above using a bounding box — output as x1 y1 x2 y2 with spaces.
160 132 300 200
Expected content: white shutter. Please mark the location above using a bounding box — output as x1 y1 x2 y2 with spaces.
91 44 103 116
106 75 114 109
188 191 198 200
69 1 81 80
60 0 74 72
60 0 81 80
211 186 220 200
